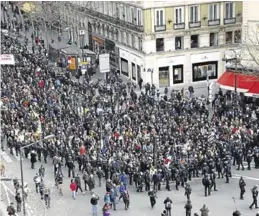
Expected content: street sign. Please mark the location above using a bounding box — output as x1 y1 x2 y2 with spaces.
99 54 110 73
80 61 88 65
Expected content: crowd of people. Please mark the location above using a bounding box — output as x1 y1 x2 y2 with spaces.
1 3 259 216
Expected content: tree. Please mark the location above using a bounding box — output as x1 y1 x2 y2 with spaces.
226 24 259 78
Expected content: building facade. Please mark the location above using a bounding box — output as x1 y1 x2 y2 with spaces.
64 1 243 87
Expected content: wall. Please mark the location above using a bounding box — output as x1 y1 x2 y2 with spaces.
144 9 152 33
141 49 226 87
165 7 174 30
200 3 208 27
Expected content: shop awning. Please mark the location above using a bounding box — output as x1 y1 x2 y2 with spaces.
217 71 258 93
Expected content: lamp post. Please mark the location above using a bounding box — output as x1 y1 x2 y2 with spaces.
20 134 55 216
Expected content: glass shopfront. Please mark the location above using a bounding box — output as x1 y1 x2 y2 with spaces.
159 66 169 87
173 65 184 84
192 61 218 82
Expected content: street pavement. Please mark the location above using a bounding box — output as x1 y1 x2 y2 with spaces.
1 148 259 216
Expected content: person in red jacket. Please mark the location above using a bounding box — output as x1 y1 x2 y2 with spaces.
79 144 86 156
70 179 77 199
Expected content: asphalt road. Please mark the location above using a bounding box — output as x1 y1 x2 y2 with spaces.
1 147 259 216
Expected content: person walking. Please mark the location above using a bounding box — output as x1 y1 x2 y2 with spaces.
200 204 209 216
148 189 157 208
6 203 16 216
164 197 172 216
70 179 77 199
15 192 22 213
0 162 5 176
249 185 258 209
90 193 99 216
239 176 246 200
184 200 192 216
75 174 84 194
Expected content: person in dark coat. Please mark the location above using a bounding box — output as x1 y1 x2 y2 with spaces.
30 150 37 169
239 176 246 200
184 200 192 216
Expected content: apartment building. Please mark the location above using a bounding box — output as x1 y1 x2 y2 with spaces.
66 1 243 87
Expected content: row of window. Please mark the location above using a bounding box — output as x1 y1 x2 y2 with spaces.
90 2 143 26
156 30 241 52
156 2 236 28
91 24 143 51
158 61 218 86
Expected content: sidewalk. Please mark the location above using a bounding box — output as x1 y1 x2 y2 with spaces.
0 202 8 216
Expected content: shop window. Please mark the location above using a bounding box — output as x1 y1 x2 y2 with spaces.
159 67 169 86
132 63 136 80
209 33 218 46
121 58 129 77
191 35 199 48
173 65 184 84
234 30 241 43
175 36 183 50
226 31 233 44
137 65 141 80
192 61 218 82
156 38 164 52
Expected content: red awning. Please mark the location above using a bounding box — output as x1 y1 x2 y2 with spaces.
217 71 259 93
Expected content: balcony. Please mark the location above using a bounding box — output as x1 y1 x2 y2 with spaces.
174 23 185 30
71 3 144 32
189 21 201 28
155 25 166 32
208 19 220 26
224 17 236 25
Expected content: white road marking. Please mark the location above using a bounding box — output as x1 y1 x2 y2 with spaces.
232 174 259 181
0 151 13 163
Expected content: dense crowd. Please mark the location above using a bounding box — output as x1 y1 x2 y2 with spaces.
1 4 259 216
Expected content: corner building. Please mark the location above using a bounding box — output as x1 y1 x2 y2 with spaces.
68 1 242 87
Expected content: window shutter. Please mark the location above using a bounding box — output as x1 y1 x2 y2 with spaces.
176 9 178 24
156 10 159 25
160 10 163 25
226 3 229 18
190 7 193 22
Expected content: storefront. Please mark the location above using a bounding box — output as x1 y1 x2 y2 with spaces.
159 67 170 87
92 36 104 54
173 65 184 84
191 52 220 82
156 55 185 87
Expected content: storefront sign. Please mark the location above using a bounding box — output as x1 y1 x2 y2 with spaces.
191 52 220 63
157 55 185 67
92 36 104 45
130 53 143 66
0 54 15 65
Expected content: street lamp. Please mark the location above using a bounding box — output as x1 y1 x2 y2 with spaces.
20 134 55 216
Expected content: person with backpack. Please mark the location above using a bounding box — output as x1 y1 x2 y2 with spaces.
163 197 172 216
